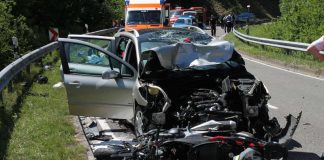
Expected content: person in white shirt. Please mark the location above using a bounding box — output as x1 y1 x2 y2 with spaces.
224 14 233 33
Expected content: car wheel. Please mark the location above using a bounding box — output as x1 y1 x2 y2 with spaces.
93 145 124 160
134 105 148 136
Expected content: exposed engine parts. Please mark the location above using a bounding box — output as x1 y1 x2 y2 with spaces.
128 72 302 160
138 76 273 135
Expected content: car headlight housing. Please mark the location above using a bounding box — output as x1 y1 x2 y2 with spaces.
148 86 160 96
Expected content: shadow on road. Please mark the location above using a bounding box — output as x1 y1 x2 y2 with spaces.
288 151 322 160
286 139 322 160
286 139 302 150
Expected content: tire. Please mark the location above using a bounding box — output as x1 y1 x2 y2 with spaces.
93 146 124 160
134 105 148 136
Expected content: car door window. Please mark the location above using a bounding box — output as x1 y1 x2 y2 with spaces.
124 42 138 71
68 35 115 52
188 19 192 25
78 38 112 52
117 37 130 59
63 43 133 77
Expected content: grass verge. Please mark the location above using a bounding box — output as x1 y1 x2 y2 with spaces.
224 30 324 74
0 52 86 160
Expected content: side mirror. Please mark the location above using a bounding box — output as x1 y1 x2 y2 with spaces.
102 70 120 79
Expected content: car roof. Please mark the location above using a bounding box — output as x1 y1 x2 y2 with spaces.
177 16 193 20
183 11 197 13
136 27 193 35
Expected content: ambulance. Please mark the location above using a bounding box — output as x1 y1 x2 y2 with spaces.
124 0 170 31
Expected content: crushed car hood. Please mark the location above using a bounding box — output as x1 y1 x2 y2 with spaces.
142 41 234 70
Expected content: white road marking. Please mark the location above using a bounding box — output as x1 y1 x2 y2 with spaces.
267 104 279 110
243 56 324 82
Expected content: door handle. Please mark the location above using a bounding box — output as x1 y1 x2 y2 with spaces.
68 81 81 88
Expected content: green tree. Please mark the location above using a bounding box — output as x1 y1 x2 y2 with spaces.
0 2 14 68
12 0 125 47
0 1 31 69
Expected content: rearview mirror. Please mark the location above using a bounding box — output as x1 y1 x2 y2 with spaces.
102 70 120 79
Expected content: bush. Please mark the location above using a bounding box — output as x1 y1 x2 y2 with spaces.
248 0 324 43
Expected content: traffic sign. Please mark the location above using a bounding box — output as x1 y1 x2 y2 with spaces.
49 28 59 41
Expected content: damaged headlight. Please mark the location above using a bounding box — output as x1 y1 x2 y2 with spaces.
146 84 172 113
148 86 160 96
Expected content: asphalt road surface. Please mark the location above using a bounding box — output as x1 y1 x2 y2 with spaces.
208 27 324 159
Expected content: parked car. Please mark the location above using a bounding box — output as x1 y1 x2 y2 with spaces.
183 10 206 29
169 10 184 24
236 12 256 22
172 16 197 28
182 10 197 17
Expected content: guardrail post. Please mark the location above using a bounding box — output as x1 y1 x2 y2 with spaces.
39 59 43 67
284 49 291 55
246 22 250 35
0 90 3 105
26 64 30 74
261 45 265 50
8 81 13 93
85 24 89 33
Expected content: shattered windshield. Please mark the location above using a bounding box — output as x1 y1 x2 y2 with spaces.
127 10 161 25
138 29 213 52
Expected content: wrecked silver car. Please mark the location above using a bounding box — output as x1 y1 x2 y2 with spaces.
131 33 301 160
58 28 301 160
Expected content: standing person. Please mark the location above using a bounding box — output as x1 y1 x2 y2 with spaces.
306 35 324 60
223 15 227 32
219 15 225 29
120 19 125 27
225 14 233 33
232 13 236 27
209 15 217 36
115 19 120 27
112 19 116 27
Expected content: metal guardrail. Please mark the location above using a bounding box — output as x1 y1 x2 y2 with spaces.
0 27 118 93
4 26 316 94
233 28 311 52
0 42 58 92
